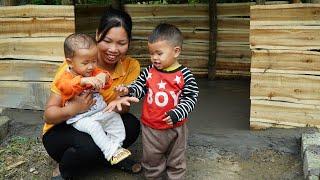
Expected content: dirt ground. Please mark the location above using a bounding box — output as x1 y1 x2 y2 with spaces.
0 79 316 179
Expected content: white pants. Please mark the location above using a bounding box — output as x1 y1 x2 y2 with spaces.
72 110 126 161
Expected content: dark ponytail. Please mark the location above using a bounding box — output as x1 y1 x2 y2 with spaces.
97 7 132 43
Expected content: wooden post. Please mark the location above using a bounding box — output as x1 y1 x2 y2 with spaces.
208 0 217 80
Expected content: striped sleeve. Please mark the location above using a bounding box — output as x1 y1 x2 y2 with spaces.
127 65 151 99
167 67 199 124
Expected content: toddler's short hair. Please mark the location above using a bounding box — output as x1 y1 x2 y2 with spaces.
64 33 97 59
148 23 183 47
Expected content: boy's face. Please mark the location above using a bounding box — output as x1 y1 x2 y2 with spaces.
67 46 98 77
148 40 181 70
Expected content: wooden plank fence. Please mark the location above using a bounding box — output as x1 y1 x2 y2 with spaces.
250 4 320 129
0 5 74 110
0 2 290 110
77 2 286 78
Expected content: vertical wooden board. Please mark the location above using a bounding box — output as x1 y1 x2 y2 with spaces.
250 99 320 129
0 81 50 110
0 5 74 18
250 73 320 105
251 50 320 75
0 18 75 38
0 60 60 81
0 37 65 61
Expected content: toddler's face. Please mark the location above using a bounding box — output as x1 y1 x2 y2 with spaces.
70 46 98 77
148 40 180 70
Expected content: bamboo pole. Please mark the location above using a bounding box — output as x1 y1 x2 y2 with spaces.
208 0 217 80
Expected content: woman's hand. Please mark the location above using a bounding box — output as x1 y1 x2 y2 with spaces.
44 92 96 124
104 96 139 113
67 92 96 115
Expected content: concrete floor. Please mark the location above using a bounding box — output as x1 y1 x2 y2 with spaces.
3 78 312 179
131 78 251 134
189 78 250 133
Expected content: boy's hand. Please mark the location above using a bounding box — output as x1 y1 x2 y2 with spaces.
96 73 109 88
81 77 104 90
162 113 173 126
115 85 129 96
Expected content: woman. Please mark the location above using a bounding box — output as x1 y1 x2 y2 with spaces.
42 7 141 179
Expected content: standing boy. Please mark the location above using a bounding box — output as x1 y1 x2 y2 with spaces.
50 33 131 165
115 23 199 179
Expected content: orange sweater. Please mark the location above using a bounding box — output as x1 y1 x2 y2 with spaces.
55 68 112 106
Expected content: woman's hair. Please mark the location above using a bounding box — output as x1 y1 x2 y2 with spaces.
148 23 183 48
97 7 132 43
64 33 97 59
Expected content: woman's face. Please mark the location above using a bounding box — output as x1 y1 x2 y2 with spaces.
97 27 129 66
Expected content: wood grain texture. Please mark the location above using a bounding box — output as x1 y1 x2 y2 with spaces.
250 99 320 129
0 5 74 18
0 60 60 81
0 37 65 61
251 50 320 75
251 73 320 105
0 17 74 38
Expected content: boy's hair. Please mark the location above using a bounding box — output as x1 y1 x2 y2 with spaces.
64 33 97 59
148 23 183 47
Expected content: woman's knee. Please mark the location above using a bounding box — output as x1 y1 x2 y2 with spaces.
122 113 140 131
121 113 141 148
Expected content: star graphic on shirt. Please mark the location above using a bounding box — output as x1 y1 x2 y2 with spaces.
174 75 181 84
147 73 152 80
158 80 166 90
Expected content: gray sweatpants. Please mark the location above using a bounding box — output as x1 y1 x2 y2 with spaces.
72 111 125 161
66 93 125 161
141 123 188 180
